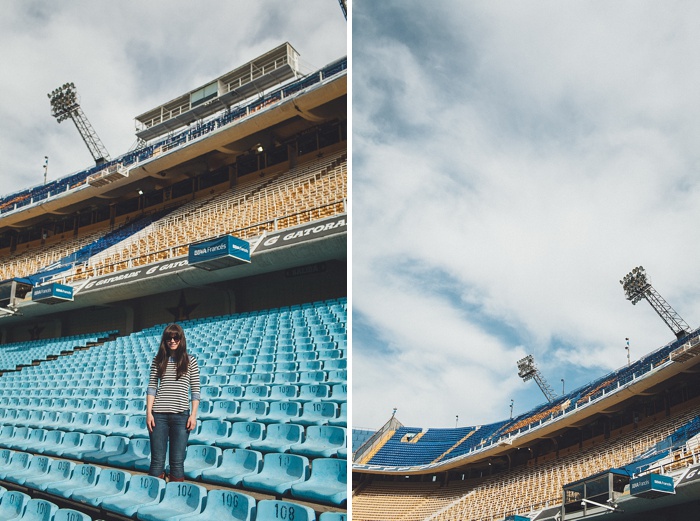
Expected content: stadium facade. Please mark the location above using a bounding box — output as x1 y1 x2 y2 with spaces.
352 329 700 520
0 43 347 520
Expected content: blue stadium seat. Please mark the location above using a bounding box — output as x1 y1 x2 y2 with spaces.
269 385 299 401
24 460 75 492
17 498 58 521
329 384 347 403
53 509 92 521
298 384 331 402
4 455 51 486
13 429 48 452
243 385 270 400
228 400 268 422
297 402 338 426
200 400 238 421
188 420 230 446
136 482 208 521
45 464 101 499
183 445 222 479
92 413 130 436
329 402 347 427
0 426 31 448
82 435 129 464
242 453 310 495
59 433 105 460
0 451 32 480
71 468 130 506
0 490 31 521
291 458 347 506
101 475 166 518
186 489 256 521
250 423 304 453
259 401 301 424
120 414 149 438
218 422 265 449
255 499 316 521
291 426 346 458
200 449 263 487
220 385 245 400
106 438 150 469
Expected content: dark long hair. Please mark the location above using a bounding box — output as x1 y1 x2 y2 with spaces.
155 324 189 379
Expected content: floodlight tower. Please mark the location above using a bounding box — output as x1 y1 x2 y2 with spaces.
48 82 110 165
620 266 690 339
517 354 557 402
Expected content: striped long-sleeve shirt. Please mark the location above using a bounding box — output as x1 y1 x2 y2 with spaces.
147 355 201 414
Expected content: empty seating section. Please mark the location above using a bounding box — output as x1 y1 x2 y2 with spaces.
0 56 347 216
0 150 346 285
352 402 700 521
360 329 700 471
0 298 347 517
85 150 347 280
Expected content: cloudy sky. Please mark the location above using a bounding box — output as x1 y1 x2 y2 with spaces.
0 0 346 197
352 1 700 429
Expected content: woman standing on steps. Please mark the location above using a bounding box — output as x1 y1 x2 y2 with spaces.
146 323 200 482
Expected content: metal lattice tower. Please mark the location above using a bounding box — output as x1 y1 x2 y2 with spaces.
621 266 690 339
48 82 110 164
517 354 557 402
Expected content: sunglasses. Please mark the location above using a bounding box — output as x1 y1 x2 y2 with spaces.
166 334 181 342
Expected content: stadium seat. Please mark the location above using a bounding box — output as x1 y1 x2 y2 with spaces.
4 455 51 486
45 464 101 499
82 435 129 464
329 384 347 403
17 498 58 521
200 448 263 487
186 489 256 521
228 400 268 422
218 421 265 449
53 509 92 521
291 426 346 458
250 423 304 453
269 385 299 401
101 475 166 518
59 433 105 460
188 420 230 445
200 400 238 422
24 459 75 492
291 458 347 506
71 468 130 506
329 402 347 427
0 451 32 480
0 491 31 521
106 438 151 470
242 453 310 495
259 400 302 424
183 445 222 479
298 384 331 402
13 429 48 452
0 426 30 448
220 385 245 400
255 499 316 521
120 414 149 438
297 402 338 426
136 481 208 521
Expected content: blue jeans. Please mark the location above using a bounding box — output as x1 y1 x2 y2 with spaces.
149 411 189 480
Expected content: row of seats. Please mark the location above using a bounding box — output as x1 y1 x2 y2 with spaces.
0 420 346 459
0 449 346 514
0 487 90 520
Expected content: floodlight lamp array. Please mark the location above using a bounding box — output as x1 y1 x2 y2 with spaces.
620 266 650 305
517 354 536 381
48 82 79 122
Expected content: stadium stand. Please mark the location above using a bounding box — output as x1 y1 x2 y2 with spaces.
353 328 700 520
0 43 346 520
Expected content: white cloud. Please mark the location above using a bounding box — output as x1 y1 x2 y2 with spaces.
353 0 700 429
0 0 347 196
